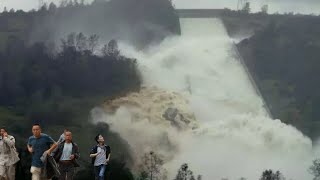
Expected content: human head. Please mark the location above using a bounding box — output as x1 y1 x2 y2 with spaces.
64 130 72 142
63 128 69 134
95 134 104 144
32 124 42 138
0 127 7 136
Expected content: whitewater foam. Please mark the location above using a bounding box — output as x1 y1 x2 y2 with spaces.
92 18 314 180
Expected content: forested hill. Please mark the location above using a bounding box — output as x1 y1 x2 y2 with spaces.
237 14 320 139
2 1 320 178
0 0 180 179
0 0 180 51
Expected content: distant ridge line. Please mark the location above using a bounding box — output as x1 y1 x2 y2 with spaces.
176 9 227 18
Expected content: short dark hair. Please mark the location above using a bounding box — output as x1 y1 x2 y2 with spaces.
32 123 41 128
95 134 102 143
64 130 72 134
0 127 7 132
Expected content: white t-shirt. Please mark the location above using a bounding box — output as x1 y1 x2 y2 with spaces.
60 143 73 160
94 146 107 166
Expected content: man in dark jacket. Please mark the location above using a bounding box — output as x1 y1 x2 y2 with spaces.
53 130 80 180
90 134 111 180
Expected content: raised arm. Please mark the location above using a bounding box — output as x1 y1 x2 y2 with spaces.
47 142 58 155
2 135 15 147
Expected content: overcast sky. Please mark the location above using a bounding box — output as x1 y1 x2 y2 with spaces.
0 0 320 14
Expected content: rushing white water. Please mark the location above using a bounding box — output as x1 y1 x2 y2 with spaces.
92 18 315 180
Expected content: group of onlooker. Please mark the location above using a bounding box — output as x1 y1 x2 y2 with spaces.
0 124 111 180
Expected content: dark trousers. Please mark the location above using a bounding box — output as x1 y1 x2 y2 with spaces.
94 164 109 180
58 161 75 180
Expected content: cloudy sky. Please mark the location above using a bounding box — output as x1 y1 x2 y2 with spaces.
1 0 320 14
